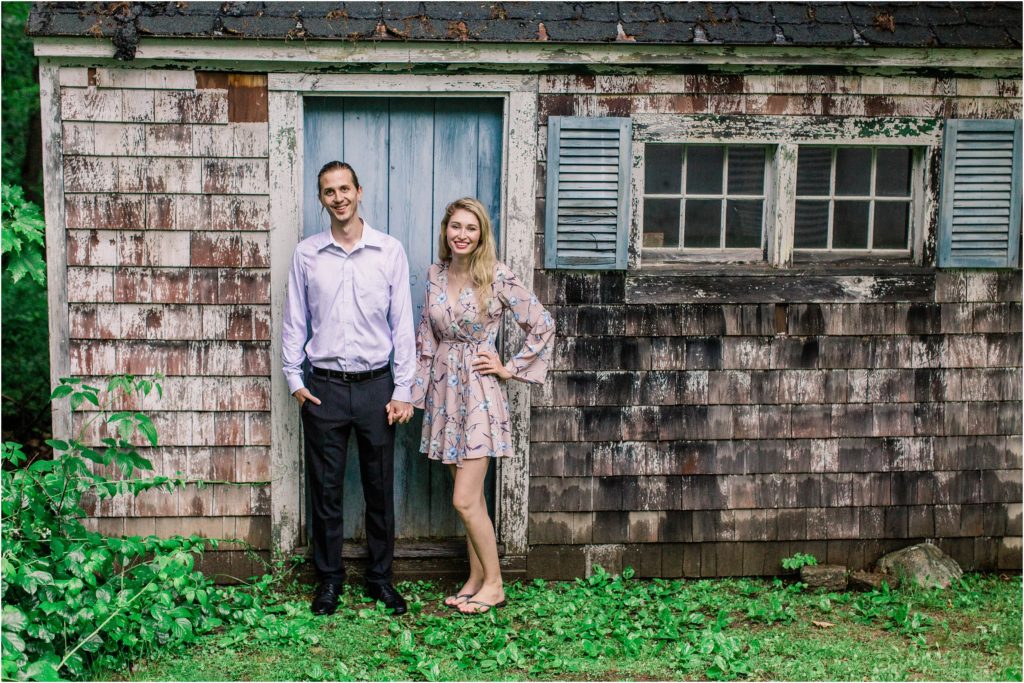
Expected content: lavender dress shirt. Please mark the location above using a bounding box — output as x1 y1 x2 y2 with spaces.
282 222 416 403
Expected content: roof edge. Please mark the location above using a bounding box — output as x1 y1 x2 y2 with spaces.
32 36 1024 74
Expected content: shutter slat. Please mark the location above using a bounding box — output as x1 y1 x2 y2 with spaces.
938 119 1022 268
950 225 1011 234
545 116 632 269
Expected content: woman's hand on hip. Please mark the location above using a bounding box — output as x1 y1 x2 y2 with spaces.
472 349 513 381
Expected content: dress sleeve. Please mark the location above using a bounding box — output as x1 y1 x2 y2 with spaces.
411 267 438 409
494 265 555 384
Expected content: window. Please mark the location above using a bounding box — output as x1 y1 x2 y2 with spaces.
794 146 913 252
643 144 768 252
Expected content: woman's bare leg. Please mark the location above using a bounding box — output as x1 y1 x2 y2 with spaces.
444 463 483 606
451 458 504 613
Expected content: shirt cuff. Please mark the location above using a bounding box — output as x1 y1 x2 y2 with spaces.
286 373 305 395
391 385 413 403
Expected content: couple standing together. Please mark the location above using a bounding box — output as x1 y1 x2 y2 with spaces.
282 161 555 617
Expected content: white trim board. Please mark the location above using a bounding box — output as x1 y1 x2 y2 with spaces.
39 63 72 441
267 74 539 557
33 37 1022 71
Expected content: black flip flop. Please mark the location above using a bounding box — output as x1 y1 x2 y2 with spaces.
443 593 474 610
458 599 507 615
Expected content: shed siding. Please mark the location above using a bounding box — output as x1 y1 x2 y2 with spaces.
60 67 271 577
50 64 1022 579
528 73 1022 578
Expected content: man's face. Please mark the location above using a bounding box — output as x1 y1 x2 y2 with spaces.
319 168 362 224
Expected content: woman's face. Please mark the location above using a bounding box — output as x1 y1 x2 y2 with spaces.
446 208 481 258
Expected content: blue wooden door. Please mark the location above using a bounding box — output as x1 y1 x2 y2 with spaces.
302 97 503 540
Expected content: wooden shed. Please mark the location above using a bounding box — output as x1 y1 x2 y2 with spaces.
28 1 1022 580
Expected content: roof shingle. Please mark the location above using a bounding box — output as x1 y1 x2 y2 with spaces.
26 1 1022 55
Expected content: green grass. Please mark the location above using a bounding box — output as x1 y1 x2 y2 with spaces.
110 570 1021 682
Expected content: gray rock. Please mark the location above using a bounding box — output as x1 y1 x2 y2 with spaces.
848 569 899 592
799 564 848 591
876 543 963 589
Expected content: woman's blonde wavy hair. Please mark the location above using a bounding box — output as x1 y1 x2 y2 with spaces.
438 197 497 315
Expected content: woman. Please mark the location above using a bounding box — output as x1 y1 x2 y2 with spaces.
412 198 555 615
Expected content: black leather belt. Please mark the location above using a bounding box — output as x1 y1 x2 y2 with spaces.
312 365 390 382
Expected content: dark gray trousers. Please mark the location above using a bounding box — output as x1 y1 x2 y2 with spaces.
302 371 395 585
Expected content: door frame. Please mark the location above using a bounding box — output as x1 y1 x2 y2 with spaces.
267 74 539 558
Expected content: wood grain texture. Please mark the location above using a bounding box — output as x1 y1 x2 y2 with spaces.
34 38 1022 72
626 273 936 304
268 89 303 555
40 61 73 440
500 86 540 555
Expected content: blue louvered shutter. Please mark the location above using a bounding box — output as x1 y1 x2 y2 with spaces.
938 119 1022 268
544 117 632 269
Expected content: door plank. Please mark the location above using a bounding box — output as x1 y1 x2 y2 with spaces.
389 98 438 537
303 97 345 238
343 98 390 230
477 99 504 240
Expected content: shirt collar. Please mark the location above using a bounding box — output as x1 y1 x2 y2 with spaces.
316 220 384 252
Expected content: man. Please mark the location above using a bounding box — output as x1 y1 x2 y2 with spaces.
282 161 415 616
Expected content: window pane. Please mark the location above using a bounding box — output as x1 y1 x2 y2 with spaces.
727 147 765 195
835 148 872 196
645 144 683 194
833 200 870 248
683 199 721 247
643 198 680 248
725 200 763 248
876 147 912 197
686 147 724 194
873 202 910 249
796 147 831 196
794 200 829 248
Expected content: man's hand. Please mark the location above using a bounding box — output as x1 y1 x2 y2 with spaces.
293 387 321 407
386 400 413 425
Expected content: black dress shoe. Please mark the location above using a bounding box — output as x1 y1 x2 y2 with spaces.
310 582 342 616
366 582 407 615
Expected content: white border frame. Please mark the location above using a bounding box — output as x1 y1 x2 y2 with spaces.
40 60 73 440
631 115 943 268
268 74 539 556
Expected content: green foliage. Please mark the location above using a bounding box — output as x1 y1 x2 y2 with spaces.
1 267 50 441
120 573 1022 682
1 183 49 442
0 375 314 681
850 581 934 645
1 183 46 286
781 552 819 571
1 2 41 194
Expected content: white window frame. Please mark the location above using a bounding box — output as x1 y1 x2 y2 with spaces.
642 143 772 262
630 115 942 268
792 145 920 261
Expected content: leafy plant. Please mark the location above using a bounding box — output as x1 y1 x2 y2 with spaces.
781 553 819 571
0 375 316 681
1 183 49 444
1 183 45 286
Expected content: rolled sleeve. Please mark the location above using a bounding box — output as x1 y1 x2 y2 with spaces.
282 250 309 395
387 244 416 403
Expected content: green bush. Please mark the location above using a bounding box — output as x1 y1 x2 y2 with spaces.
0 376 308 681
781 553 818 571
1 183 50 444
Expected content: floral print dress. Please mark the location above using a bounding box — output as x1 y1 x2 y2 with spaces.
411 261 555 466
